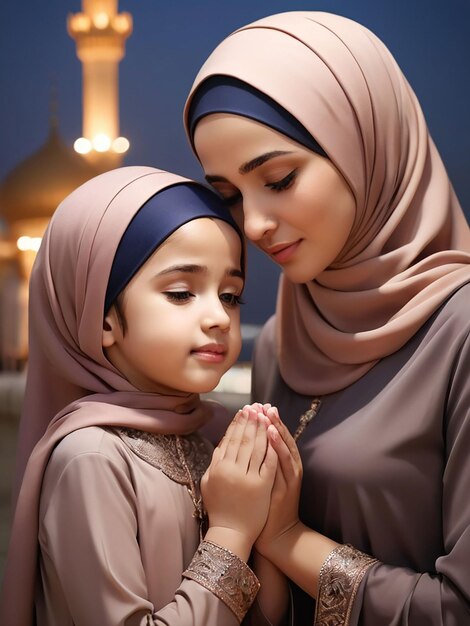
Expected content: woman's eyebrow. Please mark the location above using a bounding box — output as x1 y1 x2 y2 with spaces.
205 150 293 184
239 150 293 174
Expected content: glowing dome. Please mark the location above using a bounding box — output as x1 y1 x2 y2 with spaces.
0 124 97 225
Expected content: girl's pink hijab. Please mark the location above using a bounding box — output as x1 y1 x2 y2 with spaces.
185 11 470 395
1 166 217 626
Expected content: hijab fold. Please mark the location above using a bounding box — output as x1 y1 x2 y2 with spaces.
185 11 470 395
1 167 227 626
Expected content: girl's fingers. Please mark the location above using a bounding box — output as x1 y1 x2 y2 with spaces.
223 406 251 462
217 409 242 457
247 412 270 473
221 408 248 461
235 407 259 469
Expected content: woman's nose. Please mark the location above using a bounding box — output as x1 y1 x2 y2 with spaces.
242 198 277 242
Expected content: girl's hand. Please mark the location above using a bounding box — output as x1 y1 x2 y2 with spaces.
202 406 278 561
255 406 303 558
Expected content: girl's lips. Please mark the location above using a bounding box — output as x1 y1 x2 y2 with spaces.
191 345 226 363
267 240 301 264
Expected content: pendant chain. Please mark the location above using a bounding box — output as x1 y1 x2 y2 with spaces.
175 435 207 541
293 398 322 442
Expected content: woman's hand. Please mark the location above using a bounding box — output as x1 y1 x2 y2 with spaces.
255 405 303 558
202 405 278 561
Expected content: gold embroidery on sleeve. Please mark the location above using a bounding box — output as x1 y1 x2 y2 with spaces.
314 544 377 626
183 540 260 623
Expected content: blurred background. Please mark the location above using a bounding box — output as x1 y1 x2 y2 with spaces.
1 0 469 579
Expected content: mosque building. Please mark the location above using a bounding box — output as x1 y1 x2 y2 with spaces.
0 0 132 368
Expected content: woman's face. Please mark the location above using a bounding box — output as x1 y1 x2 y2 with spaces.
194 113 356 283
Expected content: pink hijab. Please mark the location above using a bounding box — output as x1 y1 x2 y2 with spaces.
1 166 220 626
184 11 470 395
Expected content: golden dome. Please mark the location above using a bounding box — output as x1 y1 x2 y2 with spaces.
0 125 97 225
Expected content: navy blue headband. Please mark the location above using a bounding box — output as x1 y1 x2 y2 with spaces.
105 183 243 314
187 75 327 158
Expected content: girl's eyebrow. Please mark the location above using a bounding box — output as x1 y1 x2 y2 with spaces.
205 150 293 184
157 264 204 276
157 264 243 279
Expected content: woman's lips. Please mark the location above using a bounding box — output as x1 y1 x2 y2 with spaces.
266 240 301 264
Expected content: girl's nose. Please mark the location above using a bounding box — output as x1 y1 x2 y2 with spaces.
201 299 231 332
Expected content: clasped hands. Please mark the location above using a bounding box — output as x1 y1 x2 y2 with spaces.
202 404 302 563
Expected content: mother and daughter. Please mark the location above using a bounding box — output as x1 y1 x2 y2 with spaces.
2 10 470 626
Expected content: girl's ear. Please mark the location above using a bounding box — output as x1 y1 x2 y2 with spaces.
102 309 119 348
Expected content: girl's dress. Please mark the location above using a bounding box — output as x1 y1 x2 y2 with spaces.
0 167 261 626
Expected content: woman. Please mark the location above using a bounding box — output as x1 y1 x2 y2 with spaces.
184 11 470 625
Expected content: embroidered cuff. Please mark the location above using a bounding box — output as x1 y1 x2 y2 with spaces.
314 544 377 626
183 540 260 623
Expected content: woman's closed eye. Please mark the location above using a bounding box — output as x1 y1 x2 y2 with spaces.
265 168 298 192
222 192 242 207
207 181 242 207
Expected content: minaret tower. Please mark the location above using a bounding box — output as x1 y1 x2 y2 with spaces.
68 0 132 170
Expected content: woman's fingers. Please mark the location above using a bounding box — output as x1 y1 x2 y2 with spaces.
259 439 278 482
267 423 302 483
267 407 301 466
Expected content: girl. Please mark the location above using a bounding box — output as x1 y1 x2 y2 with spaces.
184 11 470 625
0 166 282 626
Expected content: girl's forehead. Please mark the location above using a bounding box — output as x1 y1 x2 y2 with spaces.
143 218 243 269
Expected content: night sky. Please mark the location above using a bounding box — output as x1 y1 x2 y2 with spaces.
1 0 469 327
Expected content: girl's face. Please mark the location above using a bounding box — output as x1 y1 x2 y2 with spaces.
103 218 243 395
194 113 356 283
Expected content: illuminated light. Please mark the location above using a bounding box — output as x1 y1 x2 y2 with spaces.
113 14 132 34
17 237 30 251
112 136 130 154
92 133 111 152
69 14 91 32
17 236 42 252
74 137 92 154
93 12 110 29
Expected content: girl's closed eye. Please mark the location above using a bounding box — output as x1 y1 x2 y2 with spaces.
163 290 194 303
220 292 245 307
265 168 298 192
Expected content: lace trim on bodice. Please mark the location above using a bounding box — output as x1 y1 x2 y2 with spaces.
113 427 211 485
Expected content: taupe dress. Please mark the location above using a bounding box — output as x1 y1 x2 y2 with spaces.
36 426 261 626
252 284 470 625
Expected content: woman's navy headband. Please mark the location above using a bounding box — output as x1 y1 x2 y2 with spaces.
105 183 243 314
187 75 327 158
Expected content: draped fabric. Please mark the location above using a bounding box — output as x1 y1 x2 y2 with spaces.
1 167 226 626
184 11 470 394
